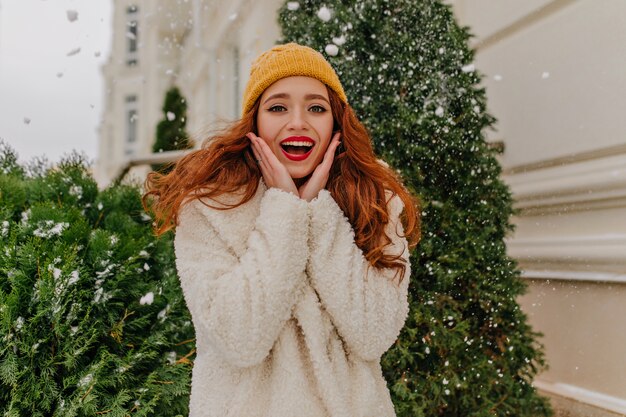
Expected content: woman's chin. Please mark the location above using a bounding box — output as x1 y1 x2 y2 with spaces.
288 167 313 180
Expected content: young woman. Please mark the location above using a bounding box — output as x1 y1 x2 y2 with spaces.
144 43 420 417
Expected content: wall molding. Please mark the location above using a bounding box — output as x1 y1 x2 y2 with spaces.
473 0 577 52
521 269 626 284
507 234 626 275
503 151 626 215
534 380 626 415
503 143 626 176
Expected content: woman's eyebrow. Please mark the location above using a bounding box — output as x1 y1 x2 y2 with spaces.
263 93 330 104
305 94 330 104
263 93 289 104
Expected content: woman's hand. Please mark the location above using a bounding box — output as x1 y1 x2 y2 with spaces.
298 132 342 202
247 132 299 196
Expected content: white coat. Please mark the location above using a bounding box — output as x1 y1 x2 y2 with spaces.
174 179 411 417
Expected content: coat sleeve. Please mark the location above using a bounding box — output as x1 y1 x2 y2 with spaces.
307 189 411 362
174 188 309 368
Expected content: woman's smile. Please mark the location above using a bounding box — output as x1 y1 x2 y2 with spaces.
280 135 315 160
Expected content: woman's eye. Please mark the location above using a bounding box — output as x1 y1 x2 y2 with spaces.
268 105 286 112
309 105 326 113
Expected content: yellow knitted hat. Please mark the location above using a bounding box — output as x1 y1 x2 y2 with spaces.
241 43 348 115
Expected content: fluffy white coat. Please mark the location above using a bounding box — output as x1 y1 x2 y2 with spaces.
174 179 411 417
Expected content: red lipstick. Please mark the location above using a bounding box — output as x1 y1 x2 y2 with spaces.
279 136 315 161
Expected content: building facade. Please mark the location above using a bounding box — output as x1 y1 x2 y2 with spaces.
98 1 626 415
96 0 284 185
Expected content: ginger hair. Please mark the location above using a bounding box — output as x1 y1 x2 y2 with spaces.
143 88 420 283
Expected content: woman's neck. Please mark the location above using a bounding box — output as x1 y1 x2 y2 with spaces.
293 176 310 188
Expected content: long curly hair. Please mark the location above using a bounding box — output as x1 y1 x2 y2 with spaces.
143 88 420 283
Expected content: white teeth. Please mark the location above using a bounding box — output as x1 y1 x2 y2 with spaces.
281 141 314 147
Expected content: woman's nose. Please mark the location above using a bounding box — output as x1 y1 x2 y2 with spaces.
287 109 307 130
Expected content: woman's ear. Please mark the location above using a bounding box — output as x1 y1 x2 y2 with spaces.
335 132 346 156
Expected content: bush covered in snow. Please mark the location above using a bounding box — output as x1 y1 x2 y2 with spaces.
0 142 194 416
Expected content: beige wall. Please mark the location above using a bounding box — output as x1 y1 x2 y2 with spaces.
520 280 626 399
450 0 626 414
467 0 626 168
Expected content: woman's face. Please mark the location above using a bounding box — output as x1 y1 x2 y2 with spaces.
256 76 334 179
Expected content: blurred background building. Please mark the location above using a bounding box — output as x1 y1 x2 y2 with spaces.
97 1 626 415
96 0 285 183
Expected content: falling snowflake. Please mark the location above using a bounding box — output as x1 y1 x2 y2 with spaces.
332 35 346 46
166 111 176 121
317 6 331 22
66 47 81 57
325 44 339 56
287 2 300 11
66 10 78 22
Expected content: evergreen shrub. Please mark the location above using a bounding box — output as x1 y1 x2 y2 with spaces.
0 142 194 417
152 86 194 174
280 1 552 415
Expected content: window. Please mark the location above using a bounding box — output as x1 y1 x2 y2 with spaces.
125 95 138 155
126 5 139 66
